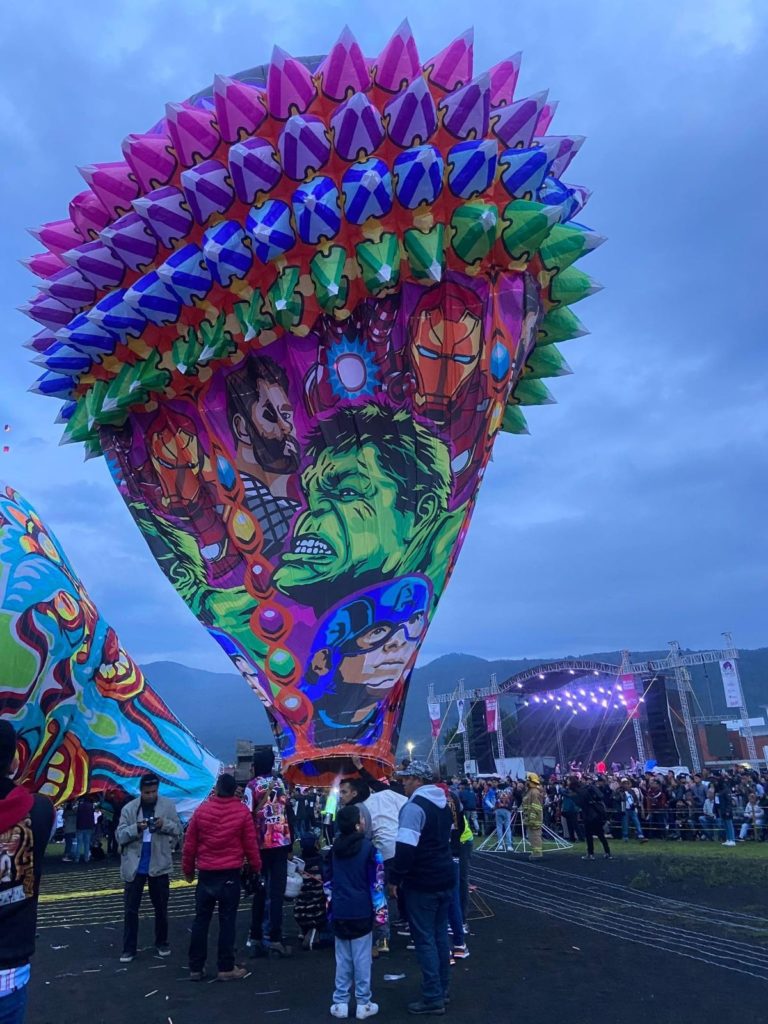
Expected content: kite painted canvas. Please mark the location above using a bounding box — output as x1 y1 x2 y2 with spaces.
0 484 219 815
20 24 600 782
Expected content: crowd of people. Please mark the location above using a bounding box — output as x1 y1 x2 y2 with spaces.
455 763 768 853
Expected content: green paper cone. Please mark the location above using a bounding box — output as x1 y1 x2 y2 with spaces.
539 225 605 273
549 267 601 308
450 202 498 264
537 307 589 345
310 246 349 311
501 200 561 263
501 404 529 435
513 378 556 406
524 345 572 379
267 267 303 330
198 313 237 364
234 289 274 341
356 234 401 294
404 224 445 283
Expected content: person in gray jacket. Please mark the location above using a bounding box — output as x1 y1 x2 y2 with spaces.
116 773 182 963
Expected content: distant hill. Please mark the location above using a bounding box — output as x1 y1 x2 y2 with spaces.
142 647 768 761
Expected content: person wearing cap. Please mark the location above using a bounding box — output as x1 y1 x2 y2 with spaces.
116 772 182 963
521 773 544 859
182 773 262 981
388 760 453 1016
0 720 54 1023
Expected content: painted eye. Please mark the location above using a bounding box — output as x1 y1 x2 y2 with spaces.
416 346 440 360
452 354 474 364
338 488 360 499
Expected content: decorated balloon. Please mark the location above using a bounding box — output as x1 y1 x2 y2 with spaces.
21 24 601 783
0 484 219 815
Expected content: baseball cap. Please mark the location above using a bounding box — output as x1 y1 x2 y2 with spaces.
395 759 434 781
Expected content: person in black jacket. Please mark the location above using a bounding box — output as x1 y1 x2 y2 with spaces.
327 805 380 1020
389 761 453 1016
0 721 54 1023
570 777 612 860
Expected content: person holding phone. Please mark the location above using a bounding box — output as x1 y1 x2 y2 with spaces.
116 773 182 963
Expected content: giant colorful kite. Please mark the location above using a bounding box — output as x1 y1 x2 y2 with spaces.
0 485 220 814
20 24 600 783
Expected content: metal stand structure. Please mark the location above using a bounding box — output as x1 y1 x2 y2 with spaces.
476 808 573 855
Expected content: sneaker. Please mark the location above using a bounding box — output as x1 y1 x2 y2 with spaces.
452 945 470 959
604 854 614 860
156 945 171 958
375 938 390 956
581 855 595 861
639 837 648 843
722 840 736 847
356 1003 379 1020
189 970 205 981
62 857 74 863
119 952 135 963
463 923 470 935
217 966 247 981
330 1004 349 1019
407 1000 446 1016
248 941 268 958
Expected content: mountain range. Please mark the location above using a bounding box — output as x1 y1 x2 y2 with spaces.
143 647 768 762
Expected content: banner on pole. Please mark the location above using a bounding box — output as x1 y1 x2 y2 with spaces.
428 701 441 739
720 660 742 709
456 698 466 734
620 673 640 720
485 696 499 733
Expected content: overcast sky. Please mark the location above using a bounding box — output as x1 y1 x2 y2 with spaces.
1 0 766 673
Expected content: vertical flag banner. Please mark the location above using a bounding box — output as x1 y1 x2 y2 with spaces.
485 695 499 732
620 673 640 720
428 700 441 739
456 698 466 735
720 660 743 709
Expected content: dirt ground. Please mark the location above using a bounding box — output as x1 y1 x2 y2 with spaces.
26 850 766 1024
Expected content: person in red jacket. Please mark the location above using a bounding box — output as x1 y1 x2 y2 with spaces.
183 773 261 981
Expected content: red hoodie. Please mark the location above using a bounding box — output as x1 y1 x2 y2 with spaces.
182 795 261 876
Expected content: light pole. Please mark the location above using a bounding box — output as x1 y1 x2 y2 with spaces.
406 741 414 761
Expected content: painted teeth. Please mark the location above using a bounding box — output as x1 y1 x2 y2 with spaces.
293 537 332 556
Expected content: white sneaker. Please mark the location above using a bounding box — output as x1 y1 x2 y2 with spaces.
330 1004 349 1019
356 1003 379 1020
722 840 736 847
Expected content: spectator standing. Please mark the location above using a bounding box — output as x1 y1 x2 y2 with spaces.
619 779 647 843
457 781 479 835
560 787 582 842
716 780 736 846
571 778 612 860
0 721 54 1024
75 795 95 864
327 804 382 1020
182 773 261 981
494 785 513 851
245 748 295 957
698 786 718 840
389 761 454 1016
116 773 182 963
363 783 407 956
61 801 77 862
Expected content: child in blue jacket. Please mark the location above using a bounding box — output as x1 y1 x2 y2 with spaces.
326 804 386 1020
